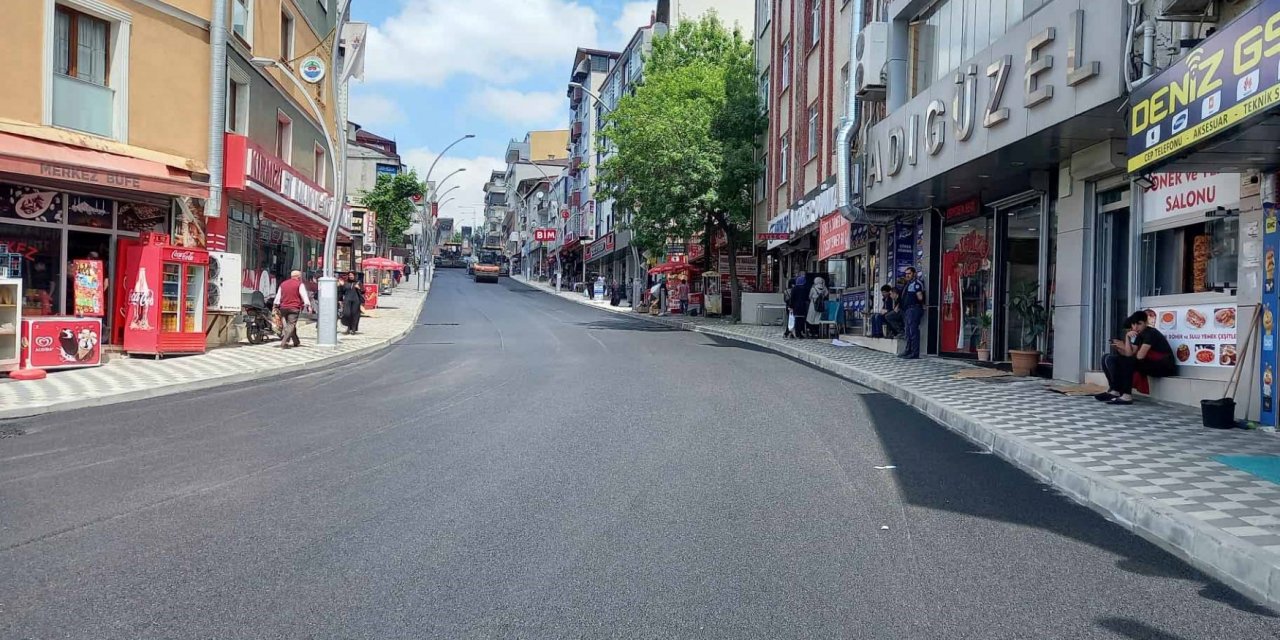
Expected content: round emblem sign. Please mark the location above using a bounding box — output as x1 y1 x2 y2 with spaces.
299 57 326 84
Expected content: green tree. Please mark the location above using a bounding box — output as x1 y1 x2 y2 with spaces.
448 231 463 244
596 13 764 320
360 171 423 251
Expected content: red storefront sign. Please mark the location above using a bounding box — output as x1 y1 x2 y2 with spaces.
534 228 558 242
818 213 852 261
222 134 344 241
757 232 790 241
944 198 981 221
21 317 103 370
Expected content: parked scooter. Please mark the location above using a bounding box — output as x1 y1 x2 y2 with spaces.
243 290 280 344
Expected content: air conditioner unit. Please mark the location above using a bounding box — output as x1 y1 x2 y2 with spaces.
855 21 889 100
206 251 243 313
1158 0 1217 22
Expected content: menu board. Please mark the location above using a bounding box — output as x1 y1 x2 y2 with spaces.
1144 304 1237 368
73 260 105 316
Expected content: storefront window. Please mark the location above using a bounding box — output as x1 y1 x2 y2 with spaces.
0 223 61 316
828 258 849 289
1004 201 1043 355
1141 217 1238 296
940 214 993 354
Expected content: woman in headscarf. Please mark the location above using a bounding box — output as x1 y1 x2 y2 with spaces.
789 274 810 338
806 276 829 338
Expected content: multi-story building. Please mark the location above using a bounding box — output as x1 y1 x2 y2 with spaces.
759 0 860 311
346 123 404 264
0 0 217 337
555 48 620 287
497 130 568 276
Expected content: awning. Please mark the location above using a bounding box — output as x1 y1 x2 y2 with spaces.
0 131 208 199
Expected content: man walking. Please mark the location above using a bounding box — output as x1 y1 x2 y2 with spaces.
274 270 311 349
900 267 925 359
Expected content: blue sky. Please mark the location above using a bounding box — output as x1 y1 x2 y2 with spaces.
348 0 653 230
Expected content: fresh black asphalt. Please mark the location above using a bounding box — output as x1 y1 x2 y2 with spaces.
0 269 1276 638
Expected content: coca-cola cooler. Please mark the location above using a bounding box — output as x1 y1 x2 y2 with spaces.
115 233 209 357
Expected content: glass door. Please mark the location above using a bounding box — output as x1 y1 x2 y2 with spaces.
1001 200 1044 358
1093 187 1131 368
940 215 993 356
161 263 181 333
183 264 205 332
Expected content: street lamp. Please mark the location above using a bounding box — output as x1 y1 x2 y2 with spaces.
247 4 350 347
435 185 460 202
431 168 467 199
417 134 474 290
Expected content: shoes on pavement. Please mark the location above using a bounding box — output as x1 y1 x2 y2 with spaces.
1094 392 1118 402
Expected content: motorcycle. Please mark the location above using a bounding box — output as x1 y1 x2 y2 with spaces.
242 290 280 344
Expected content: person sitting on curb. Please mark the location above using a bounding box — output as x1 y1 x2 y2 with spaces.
1096 311 1177 405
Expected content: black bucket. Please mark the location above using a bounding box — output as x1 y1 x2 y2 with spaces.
1200 398 1237 429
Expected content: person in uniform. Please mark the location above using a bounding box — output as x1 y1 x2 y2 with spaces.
900 267 925 359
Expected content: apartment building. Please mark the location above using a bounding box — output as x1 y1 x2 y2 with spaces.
345 123 403 265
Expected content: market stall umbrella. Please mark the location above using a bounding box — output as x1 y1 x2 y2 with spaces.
362 257 402 270
648 261 703 275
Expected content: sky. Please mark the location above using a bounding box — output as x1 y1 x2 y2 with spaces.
348 0 655 232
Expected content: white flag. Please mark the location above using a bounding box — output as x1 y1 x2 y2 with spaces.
341 22 367 82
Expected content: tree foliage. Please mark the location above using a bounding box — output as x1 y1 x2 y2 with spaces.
596 13 765 319
360 171 424 248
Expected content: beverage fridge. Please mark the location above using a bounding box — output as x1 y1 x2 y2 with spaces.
115 233 209 357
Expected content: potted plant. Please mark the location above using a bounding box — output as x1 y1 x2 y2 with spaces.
1008 281 1049 376
976 313 992 362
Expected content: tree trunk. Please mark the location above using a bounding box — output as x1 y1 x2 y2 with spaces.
726 226 741 323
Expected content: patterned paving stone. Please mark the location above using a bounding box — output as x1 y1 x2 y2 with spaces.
0 283 429 418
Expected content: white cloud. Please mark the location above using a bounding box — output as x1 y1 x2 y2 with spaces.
401 146 506 231
466 87 565 128
609 2 653 49
365 0 599 87
348 93 406 128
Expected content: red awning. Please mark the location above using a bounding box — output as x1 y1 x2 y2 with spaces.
0 132 208 199
649 261 703 275
223 133 350 241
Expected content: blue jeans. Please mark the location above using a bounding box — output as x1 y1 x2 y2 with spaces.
903 306 923 357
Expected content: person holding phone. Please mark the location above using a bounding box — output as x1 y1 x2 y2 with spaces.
1097 311 1177 405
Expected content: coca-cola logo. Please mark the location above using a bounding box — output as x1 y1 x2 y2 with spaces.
169 250 198 262
34 336 54 348
128 289 154 305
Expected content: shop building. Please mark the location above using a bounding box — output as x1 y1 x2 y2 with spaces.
862 0 1129 369
346 123 405 269
0 0 216 342
565 48 620 283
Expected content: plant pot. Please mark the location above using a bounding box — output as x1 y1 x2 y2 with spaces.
1009 350 1040 376
976 348 990 362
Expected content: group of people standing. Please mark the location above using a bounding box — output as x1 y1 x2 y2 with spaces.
869 266 926 359
783 274 829 339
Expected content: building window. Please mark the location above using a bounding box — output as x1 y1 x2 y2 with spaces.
759 69 769 110
756 152 768 202
280 8 295 62
313 143 326 187
226 64 249 133
908 0 1049 97
758 0 772 34
232 0 252 43
54 7 109 85
781 40 791 90
840 64 849 117
275 110 292 162
779 134 789 185
807 105 818 160
1141 218 1239 297
810 0 821 47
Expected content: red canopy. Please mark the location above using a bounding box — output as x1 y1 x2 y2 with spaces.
362 257 402 270
648 261 702 275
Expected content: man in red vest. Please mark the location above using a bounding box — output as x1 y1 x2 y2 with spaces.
274 270 311 349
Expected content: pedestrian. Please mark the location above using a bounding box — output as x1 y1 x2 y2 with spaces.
404 263 412 279
872 284 903 338
789 274 810 338
587 274 595 300
807 276 828 338
657 275 669 316
609 277 621 307
339 272 365 334
1097 311 1177 405
274 269 311 349
783 277 796 338
899 267 925 358
678 276 690 315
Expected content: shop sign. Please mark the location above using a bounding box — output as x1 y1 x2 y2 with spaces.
1142 304 1237 368
850 223 872 250
67 195 113 228
758 232 789 241
717 253 757 274
818 213 852 261
765 211 791 249
243 142 333 219
787 181 837 234
1262 204 1280 424
586 233 615 261
865 2 1123 204
0 184 63 223
894 220 917 278
73 259 105 317
533 228 557 242
944 198 981 222
299 57 326 84
21 318 102 369
164 248 206 264
38 162 142 190
1140 172 1241 225
1129 0 1280 173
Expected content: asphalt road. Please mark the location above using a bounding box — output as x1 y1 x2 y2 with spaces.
1 269 1276 639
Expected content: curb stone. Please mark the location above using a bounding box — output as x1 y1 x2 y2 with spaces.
0 281 432 421
513 276 1280 610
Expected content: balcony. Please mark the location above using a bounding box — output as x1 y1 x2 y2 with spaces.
569 191 582 208
52 74 114 138
571 121 584 141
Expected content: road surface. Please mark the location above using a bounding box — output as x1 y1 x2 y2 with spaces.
1 270 1276 638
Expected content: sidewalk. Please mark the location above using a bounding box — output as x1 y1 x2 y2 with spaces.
0 281 430 420
513 274 1280 609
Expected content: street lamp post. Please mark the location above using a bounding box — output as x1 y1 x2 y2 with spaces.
418 134 475 291
248 2 351 347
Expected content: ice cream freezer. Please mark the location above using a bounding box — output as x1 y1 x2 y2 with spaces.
20 316 103 370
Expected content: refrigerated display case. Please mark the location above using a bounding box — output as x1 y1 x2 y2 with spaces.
0 278 20 372
117 233 209 357
20 317 102 370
